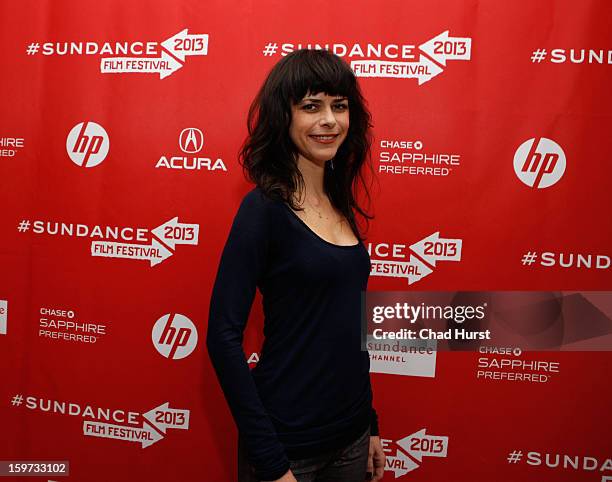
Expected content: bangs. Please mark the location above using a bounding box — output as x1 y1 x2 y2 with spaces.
240 46 373 237
278 49 356 104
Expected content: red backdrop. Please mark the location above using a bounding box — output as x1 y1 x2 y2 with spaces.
1 0 610 480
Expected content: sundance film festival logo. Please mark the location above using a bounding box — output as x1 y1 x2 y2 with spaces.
264 30 471 85
26 28 208 79
384 428 449 478
530 47 612 65
368 232 462 285
92 217 199 266
513 137 566 189
521 250 609 271
506 449 612 480
152 314 198 360
10 393 189 448
84 401 190 448
0 300 7 335
17 217 199 267
66 121 109 168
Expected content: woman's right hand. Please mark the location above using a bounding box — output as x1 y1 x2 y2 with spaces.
268 469 297 482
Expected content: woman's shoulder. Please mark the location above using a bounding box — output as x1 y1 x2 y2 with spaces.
237 186 285 220
241 186 284 210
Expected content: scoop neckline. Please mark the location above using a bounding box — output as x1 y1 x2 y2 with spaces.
282 202 361 249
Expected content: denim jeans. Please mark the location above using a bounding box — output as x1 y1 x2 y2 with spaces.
238 425 371 482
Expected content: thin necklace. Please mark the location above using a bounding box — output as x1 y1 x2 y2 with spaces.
305 198 327 219
294 193 328 220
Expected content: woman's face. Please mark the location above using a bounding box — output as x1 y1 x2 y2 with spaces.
289 91 349 167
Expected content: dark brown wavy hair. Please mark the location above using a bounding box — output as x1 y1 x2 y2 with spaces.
239 48 375 240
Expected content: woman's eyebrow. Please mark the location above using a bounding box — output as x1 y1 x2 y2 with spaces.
302 96 348 102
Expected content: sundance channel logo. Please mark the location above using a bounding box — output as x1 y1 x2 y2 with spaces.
0 300 7 335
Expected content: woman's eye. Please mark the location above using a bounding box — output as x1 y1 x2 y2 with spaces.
301 103 348 111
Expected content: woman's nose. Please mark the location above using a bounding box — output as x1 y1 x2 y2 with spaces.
319 106 337 126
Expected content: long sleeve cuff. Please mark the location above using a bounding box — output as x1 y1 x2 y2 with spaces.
257 461 291 482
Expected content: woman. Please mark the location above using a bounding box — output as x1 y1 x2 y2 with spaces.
206 48 385 482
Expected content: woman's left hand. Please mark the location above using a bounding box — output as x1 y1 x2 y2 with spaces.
367 435 386 480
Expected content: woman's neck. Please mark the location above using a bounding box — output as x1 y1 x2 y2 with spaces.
296 155 327 204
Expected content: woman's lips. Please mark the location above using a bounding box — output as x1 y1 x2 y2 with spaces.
309 134 338 144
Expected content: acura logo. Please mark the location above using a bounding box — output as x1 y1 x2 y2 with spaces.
179 128 204 154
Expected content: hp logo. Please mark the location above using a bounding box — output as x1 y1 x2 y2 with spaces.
513 137 566 189
152 313 198 360
66 121 109 168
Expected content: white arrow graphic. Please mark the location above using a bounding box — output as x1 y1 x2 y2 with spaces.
100 51 182 79
91 238 173 267
370 255 433 285
407 254 433 285
416 55 444 85
83 420 164 448
396 428 449 462
151 217 200 250
161 29 209 62
141 423 165 448
386 448 419 478
419 31 472 66
410 232 462 267
143 402 190 433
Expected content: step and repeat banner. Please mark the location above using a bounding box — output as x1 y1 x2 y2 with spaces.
1 0 610 480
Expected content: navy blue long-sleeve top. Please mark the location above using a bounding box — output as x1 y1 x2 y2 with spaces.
206 187 379 481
